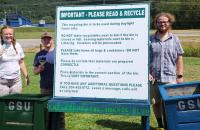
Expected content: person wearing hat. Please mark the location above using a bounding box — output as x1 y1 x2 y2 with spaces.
33 32 66 130
33 32 55 95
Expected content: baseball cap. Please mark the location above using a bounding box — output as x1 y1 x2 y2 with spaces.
41 32 53 39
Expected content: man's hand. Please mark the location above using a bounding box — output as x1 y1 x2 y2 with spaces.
149 74 155 85
37 65 45 73
176 77 183 84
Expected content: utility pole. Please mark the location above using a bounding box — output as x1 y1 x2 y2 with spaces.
4 10 7 25
15 5 18 14
103 0 106 4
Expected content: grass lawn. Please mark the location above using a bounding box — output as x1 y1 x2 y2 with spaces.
22 52 200 130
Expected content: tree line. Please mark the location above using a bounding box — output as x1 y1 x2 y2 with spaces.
0 0 200 29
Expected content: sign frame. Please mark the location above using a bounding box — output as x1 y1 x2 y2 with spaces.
48 4 150 130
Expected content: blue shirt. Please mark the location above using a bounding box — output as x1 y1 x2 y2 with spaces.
33 49 54 89
150 33 184 82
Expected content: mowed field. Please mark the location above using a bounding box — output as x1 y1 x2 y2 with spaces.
18 29 200 49
172 30 200 47
149 29 200 47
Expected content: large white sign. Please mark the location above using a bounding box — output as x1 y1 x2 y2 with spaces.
55 4 149 100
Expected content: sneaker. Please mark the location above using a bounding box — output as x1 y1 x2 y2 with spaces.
156 128 164 130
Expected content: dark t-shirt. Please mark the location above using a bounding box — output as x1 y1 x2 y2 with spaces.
33 49 54 89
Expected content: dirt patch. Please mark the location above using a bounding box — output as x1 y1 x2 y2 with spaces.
24 47 40 53
179 36 200 47
151 30 200 47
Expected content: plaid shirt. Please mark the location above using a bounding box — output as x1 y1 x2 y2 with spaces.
150 33 184 82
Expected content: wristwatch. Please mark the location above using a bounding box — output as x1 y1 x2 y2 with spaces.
177 74 183 78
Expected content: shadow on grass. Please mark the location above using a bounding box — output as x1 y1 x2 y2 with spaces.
96 119 156 130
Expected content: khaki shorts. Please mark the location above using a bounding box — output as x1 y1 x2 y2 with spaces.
150 81 176 104
150 82 162 104
0 77 22 97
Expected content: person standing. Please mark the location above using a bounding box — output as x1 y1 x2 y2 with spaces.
33 32 55 95
150 12 184 130
0 25 29 96
33 32 66 130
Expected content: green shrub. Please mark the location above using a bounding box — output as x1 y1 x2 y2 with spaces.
183 46 200 57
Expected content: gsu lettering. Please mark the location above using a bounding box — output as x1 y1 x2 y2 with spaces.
177 98 200 111
8 101 31 111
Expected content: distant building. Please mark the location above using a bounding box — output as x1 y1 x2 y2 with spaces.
5 13 32 27
38 20 45 27
0 20 4 25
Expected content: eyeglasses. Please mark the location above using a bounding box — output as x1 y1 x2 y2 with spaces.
157 21 169 24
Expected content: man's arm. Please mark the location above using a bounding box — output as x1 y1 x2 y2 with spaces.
176 55 184 83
